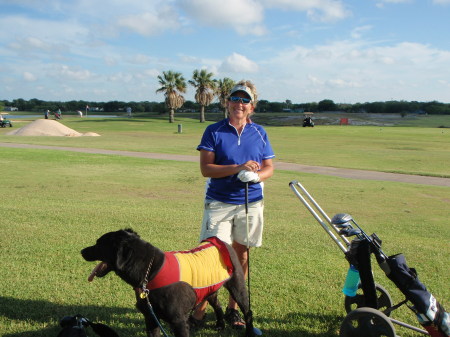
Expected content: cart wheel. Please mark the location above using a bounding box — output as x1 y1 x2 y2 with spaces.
344 283 393 316
340 307 396 337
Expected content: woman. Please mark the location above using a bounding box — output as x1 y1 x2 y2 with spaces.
193 80 275 328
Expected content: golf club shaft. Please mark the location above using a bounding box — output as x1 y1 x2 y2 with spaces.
245 182 263 336
245 182 251 305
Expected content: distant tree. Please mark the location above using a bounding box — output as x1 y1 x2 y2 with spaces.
285 99 292 109
156 70 187 123
301 102 318 112
12 98 26 110
104 101 125 112
216 77 235 118
385 100 412 114
318 99 337 111
423 101 450 115
267 102 284 112
365 102 386 114
189 69 217 123
257 99 269 113
183 100 197 111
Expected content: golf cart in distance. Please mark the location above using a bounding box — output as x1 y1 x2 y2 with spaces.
302 112 314 127
0 113 13 128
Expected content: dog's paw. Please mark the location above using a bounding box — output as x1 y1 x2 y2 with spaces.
188 314 206 331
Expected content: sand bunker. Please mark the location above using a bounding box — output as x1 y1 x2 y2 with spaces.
6 119 100 137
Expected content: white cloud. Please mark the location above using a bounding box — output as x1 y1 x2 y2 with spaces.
107 72 134 83
377 0 412 3
129 54 152 65
351 25 373 39
257 40 450 102
375 0 412 8
0 15 88 59
219 53 259 73
49 65 93 81
104 56 118 66
179 0 267 35
117 6 181 36
262 0 350 22
1 0 449 103
23 72 37 81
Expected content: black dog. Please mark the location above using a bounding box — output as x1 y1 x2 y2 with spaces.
81 229 256 337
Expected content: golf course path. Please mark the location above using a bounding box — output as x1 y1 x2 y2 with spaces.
1 142 449 187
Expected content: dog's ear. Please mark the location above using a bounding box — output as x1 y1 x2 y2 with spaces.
116 244 134 270
124 228 139 237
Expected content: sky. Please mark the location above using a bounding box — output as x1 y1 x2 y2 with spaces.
1 0 450 104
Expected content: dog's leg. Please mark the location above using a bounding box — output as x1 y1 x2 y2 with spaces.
143 285 197 337
224 269 256 337
168 319 190 337
135 292 161 337
206 292 225 330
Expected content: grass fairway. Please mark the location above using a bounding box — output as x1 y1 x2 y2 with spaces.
0 117 449 337
1 115 449 177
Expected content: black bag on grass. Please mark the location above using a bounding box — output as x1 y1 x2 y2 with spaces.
384 254 450 337
57 314 119 337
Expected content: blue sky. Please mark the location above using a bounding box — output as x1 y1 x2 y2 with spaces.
1 0 450 104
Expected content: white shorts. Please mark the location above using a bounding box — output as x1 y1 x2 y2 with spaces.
199 199 264 247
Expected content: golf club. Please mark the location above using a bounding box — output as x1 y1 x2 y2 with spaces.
245 182 263 336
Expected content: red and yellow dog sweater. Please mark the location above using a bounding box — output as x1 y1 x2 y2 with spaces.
146 237 233 304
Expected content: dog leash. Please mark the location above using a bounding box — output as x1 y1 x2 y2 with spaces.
140 290 171 337
139 254 172 337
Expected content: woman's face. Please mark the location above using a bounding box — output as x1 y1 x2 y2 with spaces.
227 91 254 122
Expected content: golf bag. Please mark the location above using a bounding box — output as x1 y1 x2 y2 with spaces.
345 228 449 337
56 314 119 337
380 254 450 337
348 238 450 337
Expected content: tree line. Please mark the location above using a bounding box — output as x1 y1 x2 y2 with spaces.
2 69 450 122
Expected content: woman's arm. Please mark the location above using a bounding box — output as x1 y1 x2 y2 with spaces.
200 150 274 181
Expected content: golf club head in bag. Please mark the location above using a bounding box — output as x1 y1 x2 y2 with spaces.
381 254 450 337
331 213 354 227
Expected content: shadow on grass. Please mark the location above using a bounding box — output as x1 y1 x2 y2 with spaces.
188 311 343 337
0 296 143 337
1 296 345 337
256 311 343 337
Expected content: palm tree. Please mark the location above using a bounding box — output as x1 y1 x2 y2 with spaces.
216 77 235 119
189 69 217 123
156 71 187 123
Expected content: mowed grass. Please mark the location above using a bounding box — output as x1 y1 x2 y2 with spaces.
0 117 449 337
1 115 449 177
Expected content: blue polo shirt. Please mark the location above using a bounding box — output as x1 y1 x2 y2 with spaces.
197 119 275 204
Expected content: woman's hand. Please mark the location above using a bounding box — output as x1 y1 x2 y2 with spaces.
239 160 260 173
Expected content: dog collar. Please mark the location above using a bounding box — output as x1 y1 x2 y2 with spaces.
139 253 155 299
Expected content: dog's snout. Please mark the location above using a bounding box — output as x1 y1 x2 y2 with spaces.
81 246 96 261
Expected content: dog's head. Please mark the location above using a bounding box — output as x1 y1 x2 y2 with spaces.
81 228 140 281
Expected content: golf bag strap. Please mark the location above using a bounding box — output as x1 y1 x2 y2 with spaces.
356 240 378 309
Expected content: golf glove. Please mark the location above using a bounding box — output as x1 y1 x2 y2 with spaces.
238 170 260 183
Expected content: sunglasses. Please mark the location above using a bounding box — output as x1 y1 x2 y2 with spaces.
229 96 252 104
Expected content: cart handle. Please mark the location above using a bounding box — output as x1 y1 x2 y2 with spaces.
289 180 349 254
